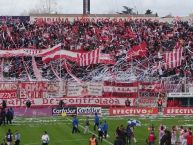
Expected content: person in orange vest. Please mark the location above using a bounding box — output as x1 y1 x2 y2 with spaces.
157 98 163 112
89 135 98 145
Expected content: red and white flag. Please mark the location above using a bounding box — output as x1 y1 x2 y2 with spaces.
127 41 147 60
39 43 61 58
77 48 100 66
163 48 183 69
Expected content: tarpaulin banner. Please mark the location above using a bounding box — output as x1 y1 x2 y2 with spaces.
67 82 103 97
18 81 66 98
103 81 138 98
19 82 47 98
46 81 66 98
0 97 135 107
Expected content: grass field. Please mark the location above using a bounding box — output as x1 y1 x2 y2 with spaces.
0 115 193 145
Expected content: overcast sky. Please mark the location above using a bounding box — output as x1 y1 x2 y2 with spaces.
0 0 192 17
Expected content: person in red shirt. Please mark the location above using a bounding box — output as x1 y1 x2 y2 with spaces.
147 131 156 145
187 132 193 145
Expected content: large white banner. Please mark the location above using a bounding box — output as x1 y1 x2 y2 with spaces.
67 82 103 97
88 82 103 96
67 83 82 97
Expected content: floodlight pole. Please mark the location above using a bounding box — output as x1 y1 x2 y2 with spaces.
83 0 90 15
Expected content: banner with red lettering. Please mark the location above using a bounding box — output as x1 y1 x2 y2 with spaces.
18 81 66 98
0 97 135 107
19 82 47 98
164 107 193 115
109 107 158 116
0 82 18 99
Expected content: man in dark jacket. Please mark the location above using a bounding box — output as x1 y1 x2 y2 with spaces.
114 136 124 145
0 108 6 126
6 109 13 124
160 130 171 145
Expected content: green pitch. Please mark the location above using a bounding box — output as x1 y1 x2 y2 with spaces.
0 116 193 145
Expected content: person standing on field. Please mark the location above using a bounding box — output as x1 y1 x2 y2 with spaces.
41 131 49 145
5 129 12 145
103 120 108 139
148 131 156 145
89 134 98 145
187 132 193 145
14 130 21 145
84 116 90 134
72 116 80 133
94 113 100 131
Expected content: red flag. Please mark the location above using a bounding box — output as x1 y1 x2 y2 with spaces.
127 41 147 60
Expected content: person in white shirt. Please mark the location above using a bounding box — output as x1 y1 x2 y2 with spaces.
41 131 49 145
178 126 184 145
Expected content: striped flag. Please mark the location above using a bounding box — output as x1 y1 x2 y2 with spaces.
77 48 100 66
163 48 183 69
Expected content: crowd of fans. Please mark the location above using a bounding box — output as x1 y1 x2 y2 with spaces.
0 17 193 82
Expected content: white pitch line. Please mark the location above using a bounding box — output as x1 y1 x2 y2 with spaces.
25 139 88 145
66 117 113 145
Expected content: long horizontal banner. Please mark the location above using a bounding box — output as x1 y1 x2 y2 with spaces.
30 16 159 23
168 92 193 98
0 97 135 107
109 107 158 116
30 15 191 23
0 81 182 99
164 107 193 115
